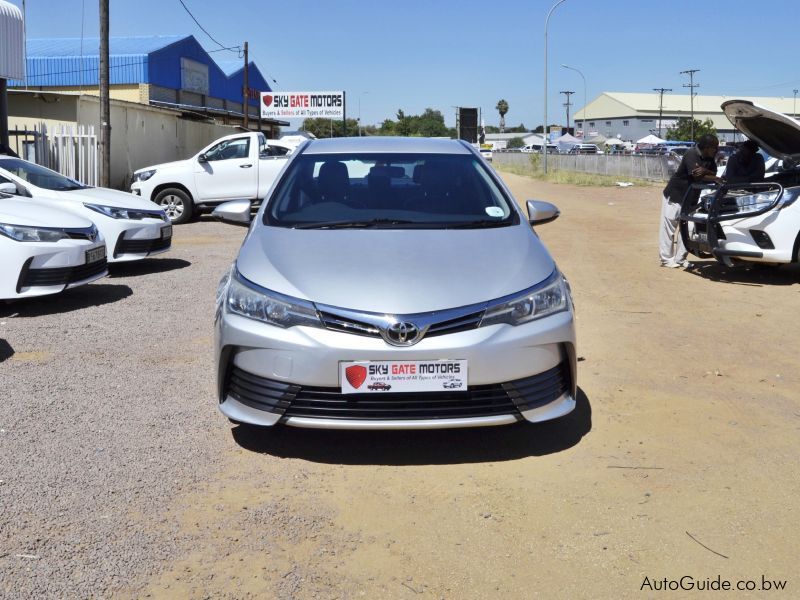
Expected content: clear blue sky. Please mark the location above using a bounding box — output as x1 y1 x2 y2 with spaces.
9 0 800 129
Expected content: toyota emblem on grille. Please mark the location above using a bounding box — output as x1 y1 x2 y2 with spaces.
383 321 423 346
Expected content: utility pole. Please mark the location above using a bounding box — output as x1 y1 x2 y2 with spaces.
653 87 672 138
794 89 798 119
560 90 574 133
680 69 699 142
99 0 110 187
242 42 249 129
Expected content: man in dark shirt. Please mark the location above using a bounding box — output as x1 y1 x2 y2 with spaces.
723 140 765 184
659 134 722 267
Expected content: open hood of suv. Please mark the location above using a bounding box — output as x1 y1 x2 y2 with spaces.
722 100 800 161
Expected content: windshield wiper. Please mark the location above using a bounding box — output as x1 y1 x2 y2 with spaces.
293 218 418 229
444 219 510 229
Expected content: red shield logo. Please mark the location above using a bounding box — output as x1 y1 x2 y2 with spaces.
262 95 273 107
345 365 367 389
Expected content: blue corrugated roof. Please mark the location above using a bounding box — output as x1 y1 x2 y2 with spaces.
11 35 272 104
26 35 188 57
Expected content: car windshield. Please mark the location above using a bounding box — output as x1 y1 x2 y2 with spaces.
0 158 88 191
264 152 518 229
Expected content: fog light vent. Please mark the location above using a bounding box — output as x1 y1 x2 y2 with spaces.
750 230 774 250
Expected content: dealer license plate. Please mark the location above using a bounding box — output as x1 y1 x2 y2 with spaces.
161 225 172 239
85 245 106 264
339 360 468 394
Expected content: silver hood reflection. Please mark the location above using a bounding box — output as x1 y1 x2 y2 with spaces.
236 224 555 314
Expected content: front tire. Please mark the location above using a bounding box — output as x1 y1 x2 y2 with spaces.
155 188 194 224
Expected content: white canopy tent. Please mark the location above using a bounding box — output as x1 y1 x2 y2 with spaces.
636 134 665 145
554 133 581 153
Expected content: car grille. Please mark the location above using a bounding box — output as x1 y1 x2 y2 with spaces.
115 235 171 256
225 362 570 421
317 307 485 340
21 258 108 288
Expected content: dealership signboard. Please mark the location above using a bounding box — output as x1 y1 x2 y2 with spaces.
261 91 344 119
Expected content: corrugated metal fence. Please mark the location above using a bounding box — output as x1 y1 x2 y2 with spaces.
493 152 678 181
8 122 98 186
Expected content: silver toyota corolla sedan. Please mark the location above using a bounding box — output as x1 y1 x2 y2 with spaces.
213 137 576 430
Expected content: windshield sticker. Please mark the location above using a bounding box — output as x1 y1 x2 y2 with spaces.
485 207 504 218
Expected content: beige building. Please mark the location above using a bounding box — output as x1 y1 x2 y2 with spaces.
7 89 240 189
575 92 800 142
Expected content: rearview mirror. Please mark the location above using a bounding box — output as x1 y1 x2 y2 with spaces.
212 199 252 226
198 153 208 163
526 200 560 225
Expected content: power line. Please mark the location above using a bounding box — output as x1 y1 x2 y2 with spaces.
176 0 240 54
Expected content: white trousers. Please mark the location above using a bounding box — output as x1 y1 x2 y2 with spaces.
659 195 687 265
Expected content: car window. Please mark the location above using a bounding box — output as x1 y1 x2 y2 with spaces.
205 138 250 161
261 144 290 157
265 152 519 229
0 158 86 191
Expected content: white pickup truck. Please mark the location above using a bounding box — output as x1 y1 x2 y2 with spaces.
130 131 296 224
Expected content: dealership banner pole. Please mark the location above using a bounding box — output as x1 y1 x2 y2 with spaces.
342 91 346 137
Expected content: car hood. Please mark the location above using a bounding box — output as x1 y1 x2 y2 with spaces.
58 186 163 209
722 100 800 161
135 159 190 174
236 224 556 314
0 197 93 228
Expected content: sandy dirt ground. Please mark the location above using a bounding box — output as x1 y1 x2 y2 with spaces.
128 173 798 599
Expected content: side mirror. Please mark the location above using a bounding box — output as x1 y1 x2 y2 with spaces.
212 199 252 226
198 153 208 163
0 182 18 195
526 200 560 225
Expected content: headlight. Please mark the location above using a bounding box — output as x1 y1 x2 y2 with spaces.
133 169 156 183
481 271 568 327
733 190 780 214
0 223 70 242
226 268 322 329
83 203 132 219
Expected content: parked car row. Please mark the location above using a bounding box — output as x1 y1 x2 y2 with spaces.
0 156 171 301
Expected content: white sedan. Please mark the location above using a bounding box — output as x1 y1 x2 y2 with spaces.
0 157 172 263
1 184 107 300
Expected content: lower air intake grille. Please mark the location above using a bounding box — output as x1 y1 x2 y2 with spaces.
226 362 570 421
21 258 107 288
115 235 171 256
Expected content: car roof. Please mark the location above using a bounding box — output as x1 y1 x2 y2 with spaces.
302 136 472 155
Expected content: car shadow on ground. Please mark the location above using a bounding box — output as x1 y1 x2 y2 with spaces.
686 260 800 286
231 387 592 466
0 283 132 318
0 339 13 362
107 258 191 278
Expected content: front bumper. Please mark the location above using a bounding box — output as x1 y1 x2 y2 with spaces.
1 238 108 300
215 307 577 430
107 220 172 262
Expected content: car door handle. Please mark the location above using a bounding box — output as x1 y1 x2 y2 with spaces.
240 164 253 168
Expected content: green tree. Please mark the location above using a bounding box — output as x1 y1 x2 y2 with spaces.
496 99 509 133
302 117 360 138
665 117 717 142
507 136 525 149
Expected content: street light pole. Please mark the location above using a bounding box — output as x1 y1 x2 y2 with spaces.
561 64 586 140
543 0 568 174
794 89 798 119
